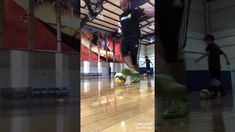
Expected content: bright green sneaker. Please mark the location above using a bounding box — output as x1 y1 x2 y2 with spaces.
122 68 140 83
163 101 189 119
156 74 186 100
122 68 139 76
122 68 133 76
131 76 140 83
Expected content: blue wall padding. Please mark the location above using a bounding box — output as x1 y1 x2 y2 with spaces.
186 71 232 91
139 68 154 75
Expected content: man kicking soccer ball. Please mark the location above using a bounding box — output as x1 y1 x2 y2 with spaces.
119 0 154 83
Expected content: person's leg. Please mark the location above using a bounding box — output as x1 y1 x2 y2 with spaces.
156 40 188 119
169 59 186 85
121 39 139 75
210 69 226 97
156 0 190 119
211 78 219 97
134 64 139 72
129 39 140 71
147 67 151 76
156 40 187 100
123 56 136 69
156 40 170 74
128 39 141 83
215 69 226 96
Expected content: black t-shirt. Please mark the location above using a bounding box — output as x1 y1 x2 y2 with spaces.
206 43 223 70
145 59 151 68
120 8 145 39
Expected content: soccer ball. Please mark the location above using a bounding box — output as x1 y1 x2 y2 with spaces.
200 89 211 99
114 73 126 84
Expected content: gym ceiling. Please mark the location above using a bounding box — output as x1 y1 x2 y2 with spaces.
80 0 155 45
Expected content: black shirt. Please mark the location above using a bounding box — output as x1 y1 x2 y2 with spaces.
120 8 144 39
206 43 223 70
145 59 151 68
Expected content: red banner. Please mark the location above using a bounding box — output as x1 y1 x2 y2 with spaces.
3 0 79 52
81 32 122 62
3 0 29 49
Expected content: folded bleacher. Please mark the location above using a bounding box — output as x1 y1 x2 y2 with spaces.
0 87 70 100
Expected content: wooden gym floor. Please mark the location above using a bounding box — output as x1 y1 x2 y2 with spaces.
0 99 80 132
80 78 155 132
1 78 234 132
156 91 235 132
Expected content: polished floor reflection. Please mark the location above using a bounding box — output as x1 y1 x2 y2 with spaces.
0 99 79 132
80 77 155 132
156 91 235 132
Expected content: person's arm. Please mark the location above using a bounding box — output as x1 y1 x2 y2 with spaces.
195 53 209 63
222 52 230 65
150 61 153 66
143 7 154 17
135 7 154 20
142 61 146 65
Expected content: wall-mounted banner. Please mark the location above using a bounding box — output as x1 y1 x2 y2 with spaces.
3 0 80 52
81 32 122 62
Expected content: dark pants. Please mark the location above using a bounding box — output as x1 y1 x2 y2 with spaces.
121 38 140 65
146 67 151 76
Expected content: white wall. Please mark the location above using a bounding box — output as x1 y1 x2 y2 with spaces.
68 54 79 98
0 50 11 87
80 61 110 76
28 52 56 88
185 0 235 71
80 61 128 76
139 44 147 67
184 0 207 71
139 44 155 68
0 50 79 98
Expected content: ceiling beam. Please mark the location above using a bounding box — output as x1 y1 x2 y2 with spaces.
148 1 154 6
104 0 121 9
140 33 155 40
81 13 120 28
140 20 155 29
81 7 120 23
84 24 115 33
89 21 117 31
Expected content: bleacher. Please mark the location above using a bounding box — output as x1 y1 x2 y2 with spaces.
0 87 70 100
80 73 102 79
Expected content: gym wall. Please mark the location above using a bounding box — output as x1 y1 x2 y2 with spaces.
184 0 209 91
138 44 147 68
0 50 10 88
184 0 207 71
0 0 80 99
185 0 233 91
0 50 79 97
139 44 154 75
